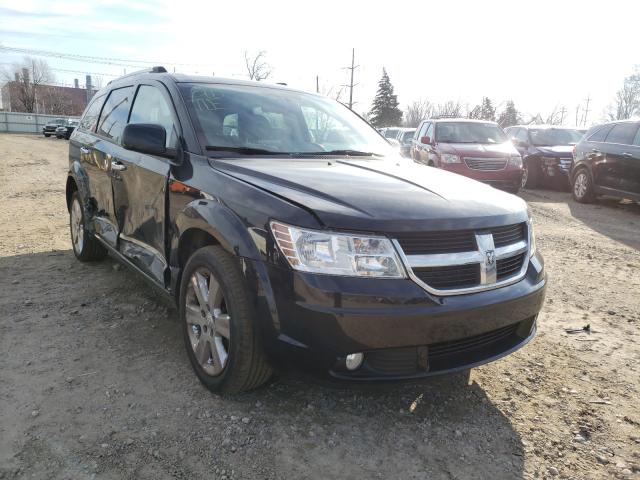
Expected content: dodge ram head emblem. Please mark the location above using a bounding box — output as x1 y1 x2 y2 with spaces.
485 250 495 267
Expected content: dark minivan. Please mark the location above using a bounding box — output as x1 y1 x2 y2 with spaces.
571 120 640 203
65 68 546 394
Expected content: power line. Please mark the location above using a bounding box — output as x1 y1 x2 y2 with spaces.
0 62 118 78
0 45 212 69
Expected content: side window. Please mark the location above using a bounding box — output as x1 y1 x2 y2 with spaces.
78 93 106 132
605 122 639 145
129 85 178 148
517 129 528 143
97 86 135 144
417 122 430 139
425 123 434 140
588 124 613 142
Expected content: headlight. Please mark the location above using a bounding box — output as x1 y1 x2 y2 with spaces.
528 216 536 257
441 154 461 164
508 155 522 168
270 221 406 278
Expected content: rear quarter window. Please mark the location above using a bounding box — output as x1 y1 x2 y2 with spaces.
605 122 640 145
78 93 106 132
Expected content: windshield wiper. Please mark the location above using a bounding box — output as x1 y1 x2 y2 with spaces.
305 149 382 157
205 146 286 155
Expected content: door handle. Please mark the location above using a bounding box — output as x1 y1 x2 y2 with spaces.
80 147 90 154
111 161 127 171
622 152 633 158
591 148 600 153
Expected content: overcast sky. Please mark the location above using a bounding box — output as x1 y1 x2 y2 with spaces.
1 0 638 124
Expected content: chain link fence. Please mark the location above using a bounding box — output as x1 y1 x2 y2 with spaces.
0 112 80 134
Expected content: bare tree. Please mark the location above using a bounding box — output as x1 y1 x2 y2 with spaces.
404 99 434 127
1 56 53 113
608 68 640 120
544 106 563 125
433 100 462 118
244 50 272 82
39 86 73 115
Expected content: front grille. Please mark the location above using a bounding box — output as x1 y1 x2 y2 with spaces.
394 230 476 255
559 157 572 172
464 157 508 171
497 252 526 280
492 223 526 247
428 323 519 359
395 222 529 294
413 263 480 290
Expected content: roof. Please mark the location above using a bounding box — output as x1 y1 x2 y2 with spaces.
106 67 317 97
429 118 498 124
516 124 585 130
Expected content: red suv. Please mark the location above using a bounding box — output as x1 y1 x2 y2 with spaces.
411 118 523 193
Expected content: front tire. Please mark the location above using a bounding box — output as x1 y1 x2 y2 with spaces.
69 192 107 261
44 133 50 137
180 245 272 395
572 168 595 203
521 158 540 188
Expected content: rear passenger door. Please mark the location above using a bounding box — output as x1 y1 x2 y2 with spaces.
600 122 639 192
622 123 640 195
72 90 122 247
112 82 177 285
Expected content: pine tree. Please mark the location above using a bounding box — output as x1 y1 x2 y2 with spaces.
497 100 520 127
480 97 496 121
369 68 403 127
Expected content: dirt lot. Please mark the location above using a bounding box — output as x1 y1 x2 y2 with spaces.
0 133 639 480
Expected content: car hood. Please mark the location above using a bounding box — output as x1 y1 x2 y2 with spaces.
437 142 518 157
535 145 574 156
211 157 528 232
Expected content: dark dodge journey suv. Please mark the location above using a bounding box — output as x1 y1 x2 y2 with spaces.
66 67 546 394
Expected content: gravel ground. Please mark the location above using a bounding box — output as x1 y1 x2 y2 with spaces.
1 134 639 480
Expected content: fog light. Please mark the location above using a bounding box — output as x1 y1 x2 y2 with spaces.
345 352 364 371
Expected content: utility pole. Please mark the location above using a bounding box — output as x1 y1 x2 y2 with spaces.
582 94 591 127
316 75 319 94
575 105 580 126
559 106 566 125
342 48 359 110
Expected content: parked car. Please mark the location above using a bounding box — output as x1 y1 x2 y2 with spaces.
66 67 545 394
381 127 401 139
571 120 640 203
42 118 67 137
56 120 79 139
395 127 416 158
505 125 583 189
411 118 523 193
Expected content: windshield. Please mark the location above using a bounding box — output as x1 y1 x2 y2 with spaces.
436 122 508 144
384 129 399 139
179 83 394 157
529 128 583 146
401 130 415 144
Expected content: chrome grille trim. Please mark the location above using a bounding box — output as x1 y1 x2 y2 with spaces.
392 224 530 296
463 157 508 171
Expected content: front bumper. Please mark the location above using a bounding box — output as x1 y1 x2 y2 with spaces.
441 163 523 188
256 252 546 381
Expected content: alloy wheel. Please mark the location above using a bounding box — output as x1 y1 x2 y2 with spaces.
70 199 84 254
521 165 529 188
574 172 588 199
185 268 231 376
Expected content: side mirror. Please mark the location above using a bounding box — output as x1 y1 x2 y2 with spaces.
420 136 431 145
122 123 169 157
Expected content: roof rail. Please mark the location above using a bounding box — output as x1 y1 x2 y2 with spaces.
107 66 168 85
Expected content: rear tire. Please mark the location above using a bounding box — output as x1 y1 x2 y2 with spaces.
69 192 108 262
180 245 272 395
572 168 595 203
44 133 50 137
